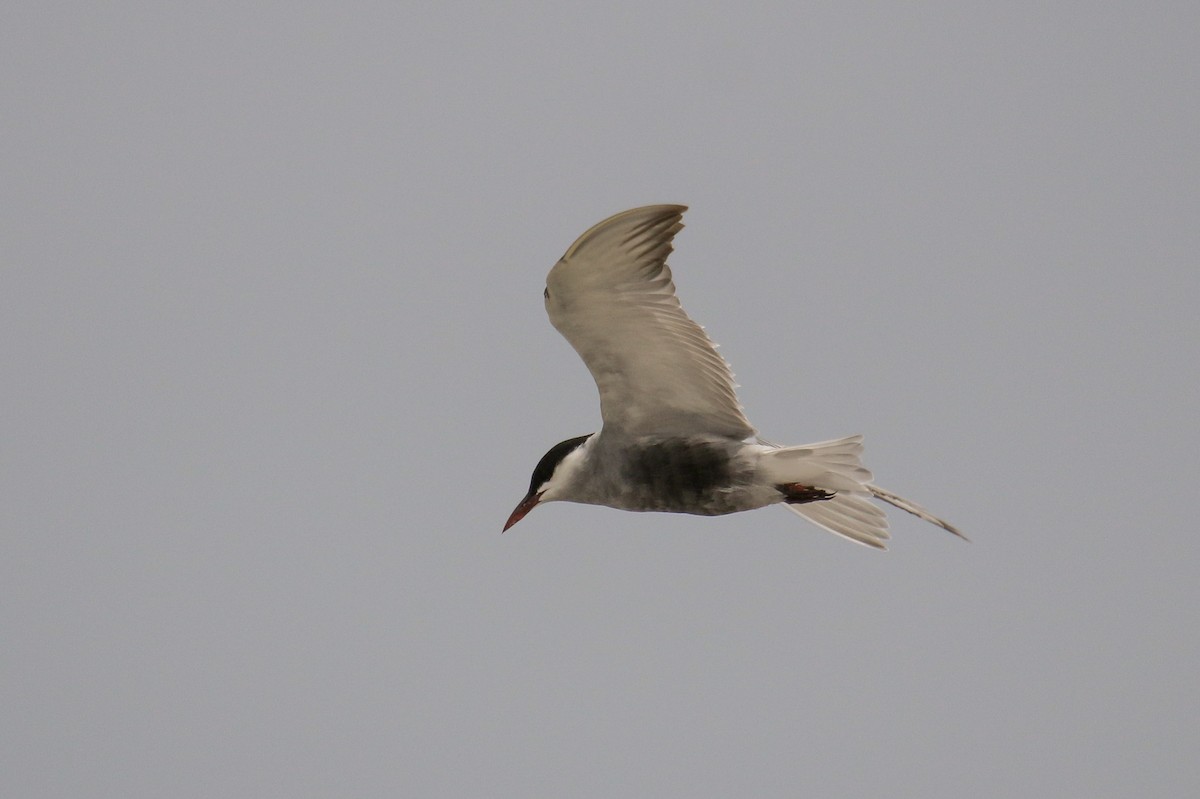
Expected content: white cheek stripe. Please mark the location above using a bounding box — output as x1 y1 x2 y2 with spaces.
539 440 590 501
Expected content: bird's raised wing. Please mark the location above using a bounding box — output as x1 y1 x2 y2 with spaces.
544 205 755 440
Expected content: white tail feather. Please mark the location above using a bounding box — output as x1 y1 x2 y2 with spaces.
758 435 965 549
867 484 968 540
783 495 890 549
759 435 873 492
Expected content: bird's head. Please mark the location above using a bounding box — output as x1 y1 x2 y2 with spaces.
503 434 593 531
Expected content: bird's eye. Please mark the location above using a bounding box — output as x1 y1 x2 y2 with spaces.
544 287 550 300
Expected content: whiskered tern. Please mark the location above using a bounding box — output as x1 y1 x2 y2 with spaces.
504 205 964 548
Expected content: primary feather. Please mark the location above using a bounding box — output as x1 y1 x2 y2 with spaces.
545 205 755 440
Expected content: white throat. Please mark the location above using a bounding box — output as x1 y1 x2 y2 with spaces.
538 438 592 502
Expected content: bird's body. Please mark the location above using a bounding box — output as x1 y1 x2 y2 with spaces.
505 205 964 549
544 433 772 516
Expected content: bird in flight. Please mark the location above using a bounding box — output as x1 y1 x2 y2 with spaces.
504 205 964 548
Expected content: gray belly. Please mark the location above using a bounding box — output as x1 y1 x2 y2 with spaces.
612 438 759 515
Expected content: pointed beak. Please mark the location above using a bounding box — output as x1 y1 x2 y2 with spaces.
503 491 542 532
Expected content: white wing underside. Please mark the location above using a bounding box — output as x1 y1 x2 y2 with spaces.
544 205 755 440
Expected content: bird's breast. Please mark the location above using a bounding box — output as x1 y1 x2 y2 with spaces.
605 437 756 515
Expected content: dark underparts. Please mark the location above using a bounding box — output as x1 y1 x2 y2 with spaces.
622 439 732 506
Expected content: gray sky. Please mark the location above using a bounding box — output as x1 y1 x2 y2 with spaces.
4 3 1198 797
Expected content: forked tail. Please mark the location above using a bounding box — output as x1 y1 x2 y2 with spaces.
759 435 966 550
867 484 968 541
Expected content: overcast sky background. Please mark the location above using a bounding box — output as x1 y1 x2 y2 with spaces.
4 3 1198 797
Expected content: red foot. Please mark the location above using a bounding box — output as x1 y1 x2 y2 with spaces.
777 483 836 504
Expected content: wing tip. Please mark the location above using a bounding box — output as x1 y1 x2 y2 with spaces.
562 204 689 260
